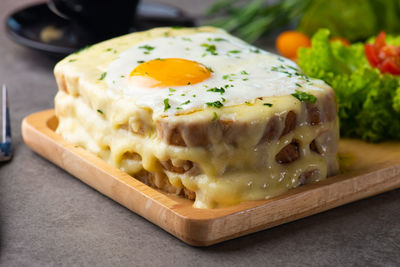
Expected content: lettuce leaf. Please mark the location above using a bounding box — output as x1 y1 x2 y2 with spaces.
298 29 400 142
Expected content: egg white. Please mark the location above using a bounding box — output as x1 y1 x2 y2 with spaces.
106 32 325 116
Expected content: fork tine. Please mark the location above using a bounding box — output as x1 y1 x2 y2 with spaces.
1 84 12 161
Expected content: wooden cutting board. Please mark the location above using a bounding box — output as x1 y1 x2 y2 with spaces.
22 110 400 246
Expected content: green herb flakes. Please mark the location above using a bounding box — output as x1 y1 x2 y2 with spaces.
139 45 155 54
206 101 223 108
97 109 103 114
263 103 273 107
201 43 218 55
99 72 107 80
206 66 214 73
169 88 176 92
213 38 227 42
163 98 171 111
181 100 190 105
207 87 225 95
291 90 316 103
68 59 77 63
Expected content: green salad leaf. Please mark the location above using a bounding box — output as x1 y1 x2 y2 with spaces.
298 29 400 142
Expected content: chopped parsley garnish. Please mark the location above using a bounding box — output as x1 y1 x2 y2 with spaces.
181 93 186 96
206 66 214 73
242 78 249 81
201 43 218 55
228 50 241 54
221 97 226 102
270 64 309 81
169 88 176 92
139 45 155 54
99 72 107 80
97 109 103 114
137 60 145 64
207 87 225 95
240 70 249 75
291 90 317 103
295 83 302 87
163 98 171 111
212 112 218 121
68 59 77 62
105 48 117 53
206 101 223 108
222 74 234 81
176 107 183 110
263 103 273 107
181 100 190 105
192 94 196 97
213 38 227 42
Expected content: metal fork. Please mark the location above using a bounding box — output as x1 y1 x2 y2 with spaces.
1 84 12 162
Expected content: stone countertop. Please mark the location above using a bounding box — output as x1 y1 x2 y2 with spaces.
1 0 399 266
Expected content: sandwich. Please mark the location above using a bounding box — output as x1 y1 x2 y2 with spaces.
54 27 339 208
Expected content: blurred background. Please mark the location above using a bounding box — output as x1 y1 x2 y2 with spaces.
6 0 400 54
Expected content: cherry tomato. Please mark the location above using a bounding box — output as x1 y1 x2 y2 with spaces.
276 31 311 60
364 31 400 75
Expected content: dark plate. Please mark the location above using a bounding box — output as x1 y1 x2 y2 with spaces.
5 2 195 57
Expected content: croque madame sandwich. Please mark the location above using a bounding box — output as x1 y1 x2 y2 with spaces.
54 27 339 208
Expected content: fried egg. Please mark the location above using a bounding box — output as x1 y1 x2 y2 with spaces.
106 32 325 115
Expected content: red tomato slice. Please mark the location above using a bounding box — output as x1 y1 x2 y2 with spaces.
374 32 386 51
364 31 400 75
380 58 400 75
365 44 380 67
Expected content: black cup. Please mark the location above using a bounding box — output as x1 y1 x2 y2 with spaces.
48 0 139 40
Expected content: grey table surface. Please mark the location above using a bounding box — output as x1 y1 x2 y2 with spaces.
1 0 400 266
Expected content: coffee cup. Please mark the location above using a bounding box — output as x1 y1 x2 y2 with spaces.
48 0 139 40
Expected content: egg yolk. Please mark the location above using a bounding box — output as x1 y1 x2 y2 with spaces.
129 58 211 88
